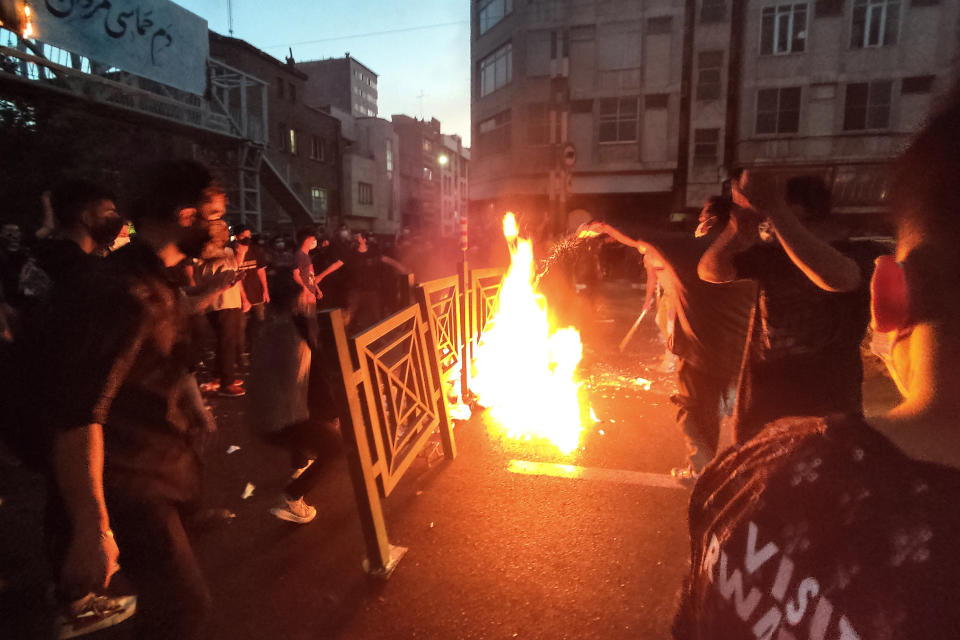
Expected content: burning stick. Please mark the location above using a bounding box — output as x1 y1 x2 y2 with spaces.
618 305 651 353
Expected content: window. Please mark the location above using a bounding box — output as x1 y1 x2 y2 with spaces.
289 82 296 102
701 0 726 22
756 87 802 134
851 0 899 48
289 128 297 155
423 139 433 152
598 97 639 143
761 4 808 55
278 123 287 151
386 139 394 173
527 103 550 145
310 188 328 217
696 51 723 101
358 182 373 205
814 0 843 16
479 43 512 97
901 75 935 94
646 16 673 34
843 80 892 130
693 128 720 162
479 0 513 34
276 77 284 98
422 167 433 181
310 136 326 161
477 110 512 156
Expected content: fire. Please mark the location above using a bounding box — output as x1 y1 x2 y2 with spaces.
470 212 587 454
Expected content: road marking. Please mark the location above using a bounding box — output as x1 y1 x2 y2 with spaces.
507 459 686 490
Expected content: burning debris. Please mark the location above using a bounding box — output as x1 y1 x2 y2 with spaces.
470 213 591 455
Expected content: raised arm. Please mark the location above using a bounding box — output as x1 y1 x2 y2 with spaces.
697 209 759 283
734 171 860 292
578 221 654 255
315 260 344 283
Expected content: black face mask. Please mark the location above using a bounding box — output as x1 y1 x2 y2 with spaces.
177 221 212 259
88 216 126 248
237 237 252 246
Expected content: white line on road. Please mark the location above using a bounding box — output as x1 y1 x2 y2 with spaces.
507 460 686 490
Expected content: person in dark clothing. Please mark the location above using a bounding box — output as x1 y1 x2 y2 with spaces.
581 196 755 480
235 225 270 354
33 160 221 639
699 172 887 444
675 93 960 640
315 232 407 331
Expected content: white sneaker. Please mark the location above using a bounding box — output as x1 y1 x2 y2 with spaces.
57 593 137 639
270 496 317 524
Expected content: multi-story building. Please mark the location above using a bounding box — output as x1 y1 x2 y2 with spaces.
393 114 444 232
440 135 471 238
298 55 379 118
470 0 960 230
209 32 343 233
339 115 401 236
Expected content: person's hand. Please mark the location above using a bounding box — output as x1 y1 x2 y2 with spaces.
263 292 270 304
315 289 324 301
62 528 120 593
732 170 783 219
241 299 252 313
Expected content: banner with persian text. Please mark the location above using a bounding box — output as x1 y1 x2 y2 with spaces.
33 0 209 95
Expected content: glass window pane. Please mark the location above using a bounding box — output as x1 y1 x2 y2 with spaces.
757 112 777 134
758 89 779 112
851 5 866 47
599 98 618 116
867 4 882 45
884 1 899 45
761 10 775 55
780 87 802 110
598 121 618 142
778 108 800 133
792 5 807 52
619 121 637 141
619 97 638 117
846 83 868 107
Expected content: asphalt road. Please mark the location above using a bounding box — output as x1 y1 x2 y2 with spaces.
0 280 900 639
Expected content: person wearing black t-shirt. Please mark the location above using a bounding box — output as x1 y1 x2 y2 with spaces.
675 89 960 640
315 232 407 331
699 173 886 444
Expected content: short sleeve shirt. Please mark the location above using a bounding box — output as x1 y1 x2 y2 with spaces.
239 245 266 304
675 414 960 640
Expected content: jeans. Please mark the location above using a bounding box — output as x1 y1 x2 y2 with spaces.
673 358 730 472
209 308 242 386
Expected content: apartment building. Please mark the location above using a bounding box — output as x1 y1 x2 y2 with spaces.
298 55 379 118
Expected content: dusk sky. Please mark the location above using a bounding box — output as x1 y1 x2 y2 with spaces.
177 0 472 145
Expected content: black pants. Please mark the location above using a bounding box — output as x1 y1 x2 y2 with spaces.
209 308 242 385
109 498 211 640
673 358 730 472
265 419 342 500
241 303 266 356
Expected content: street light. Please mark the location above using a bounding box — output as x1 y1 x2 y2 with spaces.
437 154 449 167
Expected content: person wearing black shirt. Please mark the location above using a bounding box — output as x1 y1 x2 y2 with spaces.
699 173 886 444
675 88 960 640
581 197 755 480
235 225 270 354
36 161 221 639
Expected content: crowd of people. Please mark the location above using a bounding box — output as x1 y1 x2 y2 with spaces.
1 89 959 639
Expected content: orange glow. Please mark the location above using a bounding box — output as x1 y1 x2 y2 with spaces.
470 212 588 455
21 2 34 39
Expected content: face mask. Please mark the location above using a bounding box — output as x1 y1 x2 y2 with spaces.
88 215 126 248
869 329 908 396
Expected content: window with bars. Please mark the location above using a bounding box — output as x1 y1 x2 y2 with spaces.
761 4 808 55
598 97 639 143
477 110 512 156
646 16 673 34
701 0 727 22
851 0 899 48
479 43 513 97
358 182 373 205
697 51 724 101
756 87 802 134
693 128 720 162
527 103 550 145
843 81 892 130
310 136 326 161
310 188 328 217
479 0 513 35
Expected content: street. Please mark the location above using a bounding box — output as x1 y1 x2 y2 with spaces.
0 281 899 639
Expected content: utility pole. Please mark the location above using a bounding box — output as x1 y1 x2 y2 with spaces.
672 0 697 215
227 0 234 36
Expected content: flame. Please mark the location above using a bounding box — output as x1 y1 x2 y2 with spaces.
470 212 587 454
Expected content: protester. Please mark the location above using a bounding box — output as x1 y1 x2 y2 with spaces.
315 231 408 331
581 196 755 481
292 227 321 317
674 89 960 640
247 272 341 524
234 224 270 355
32 160 222 639
698 172 886 444
196 218 249 397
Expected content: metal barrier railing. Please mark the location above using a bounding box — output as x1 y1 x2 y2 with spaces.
321 261 506 576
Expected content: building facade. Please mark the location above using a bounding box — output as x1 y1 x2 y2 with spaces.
210 33 343 233
470 0 960 229
340 116 401 235
298 55 379 118
393 115 444 232
440 134 471 238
